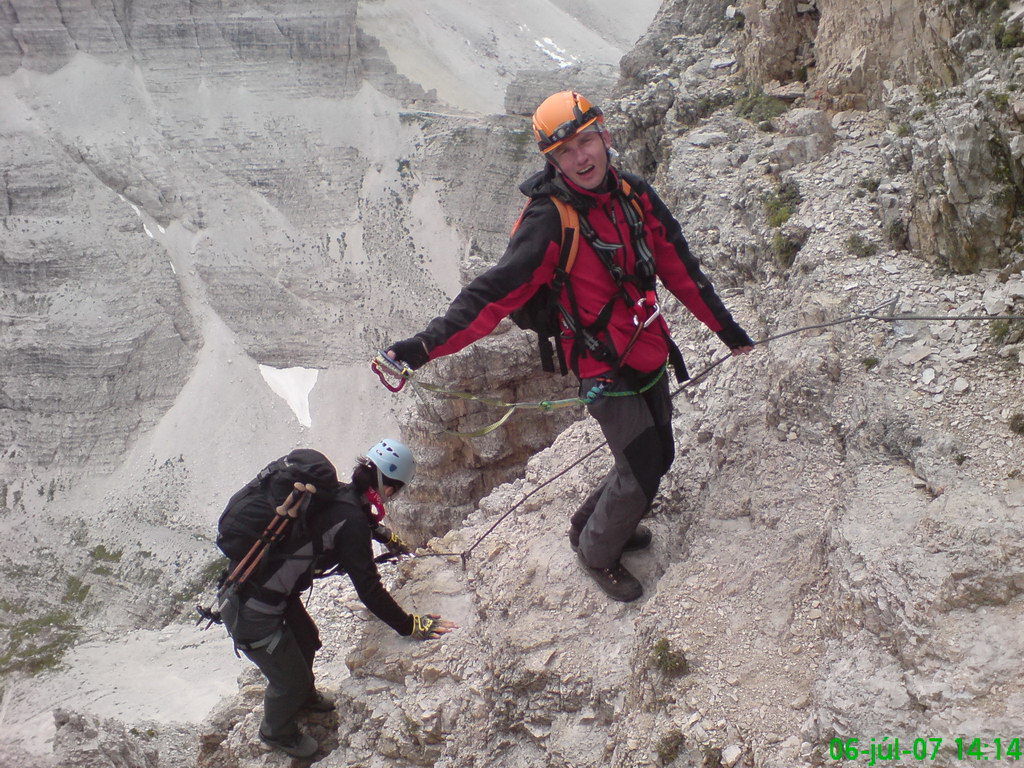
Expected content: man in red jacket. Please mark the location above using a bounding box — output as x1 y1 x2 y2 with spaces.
388 91 753 602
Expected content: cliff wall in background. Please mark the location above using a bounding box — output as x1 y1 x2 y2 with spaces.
0 2 643 745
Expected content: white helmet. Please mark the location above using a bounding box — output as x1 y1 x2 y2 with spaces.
365 439 416 486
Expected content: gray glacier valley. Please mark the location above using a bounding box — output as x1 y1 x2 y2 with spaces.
1 0 1024 766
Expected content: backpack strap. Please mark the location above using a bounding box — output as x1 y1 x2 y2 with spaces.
249 458 287 489
617 180 656 290
509 196 581 274
544 197 579 375
547 196 580 274
510 196 580 375
567 180 689 382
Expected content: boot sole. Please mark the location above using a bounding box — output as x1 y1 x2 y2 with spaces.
569 540 651 553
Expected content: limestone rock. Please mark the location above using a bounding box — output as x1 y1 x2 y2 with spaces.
908 108 1022 273
396 326 581 543
504 66 618 117
5 1 1024 768
51 709 158 768
769 107 834 171
738 0 958 108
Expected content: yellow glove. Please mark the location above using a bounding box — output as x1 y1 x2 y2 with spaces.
410 614 456 640
373 524 411 555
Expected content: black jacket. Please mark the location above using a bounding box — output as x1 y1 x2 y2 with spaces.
241 485 414 636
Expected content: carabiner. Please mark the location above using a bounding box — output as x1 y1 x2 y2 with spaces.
632 297 661 329
371 353 409 393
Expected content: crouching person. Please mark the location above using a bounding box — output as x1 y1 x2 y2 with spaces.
216 440 457 758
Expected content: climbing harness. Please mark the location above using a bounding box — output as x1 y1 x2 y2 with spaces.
509 179 656 376
564 182 687 382
382 294 1024 567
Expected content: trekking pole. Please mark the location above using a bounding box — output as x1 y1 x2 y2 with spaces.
226 488 309 588
195 486 312 628
226 513 291 587
196 513 294 629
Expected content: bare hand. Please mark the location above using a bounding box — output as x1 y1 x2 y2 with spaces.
429 617 459 636
731 345 755 356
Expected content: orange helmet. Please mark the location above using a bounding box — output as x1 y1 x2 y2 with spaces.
531 91 604 154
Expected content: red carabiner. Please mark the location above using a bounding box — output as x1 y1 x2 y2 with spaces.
371 356 407 393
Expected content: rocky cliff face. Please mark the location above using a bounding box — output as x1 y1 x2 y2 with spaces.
200 2 1023 767
1 0 441 470
0 0 656 759
4 0 1024 766
0 0 431 100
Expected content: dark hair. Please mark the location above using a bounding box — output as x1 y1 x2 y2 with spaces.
351 457 404 495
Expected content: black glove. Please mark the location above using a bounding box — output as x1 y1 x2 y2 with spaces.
387 337 430 370
717 324 754 350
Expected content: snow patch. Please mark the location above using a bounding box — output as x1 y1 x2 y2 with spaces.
258 364 319 428
534 37 579 68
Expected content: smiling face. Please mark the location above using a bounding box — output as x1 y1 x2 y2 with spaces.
548 127 612 190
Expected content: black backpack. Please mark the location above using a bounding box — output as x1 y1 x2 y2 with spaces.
196 449 341 629
216 448 340 563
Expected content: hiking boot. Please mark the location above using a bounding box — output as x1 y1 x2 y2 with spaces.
301 688 336 712
568 523 652 553
576 552 643 602
259 728 318 758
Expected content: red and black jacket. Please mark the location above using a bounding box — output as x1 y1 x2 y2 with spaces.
412 164 752 379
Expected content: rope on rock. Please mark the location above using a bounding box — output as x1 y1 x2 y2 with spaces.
395 294 1024 565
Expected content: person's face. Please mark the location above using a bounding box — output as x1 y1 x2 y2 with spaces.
549 127 612 190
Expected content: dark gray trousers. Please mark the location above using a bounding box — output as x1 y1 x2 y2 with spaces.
221 595 321 739
572 372 674 569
